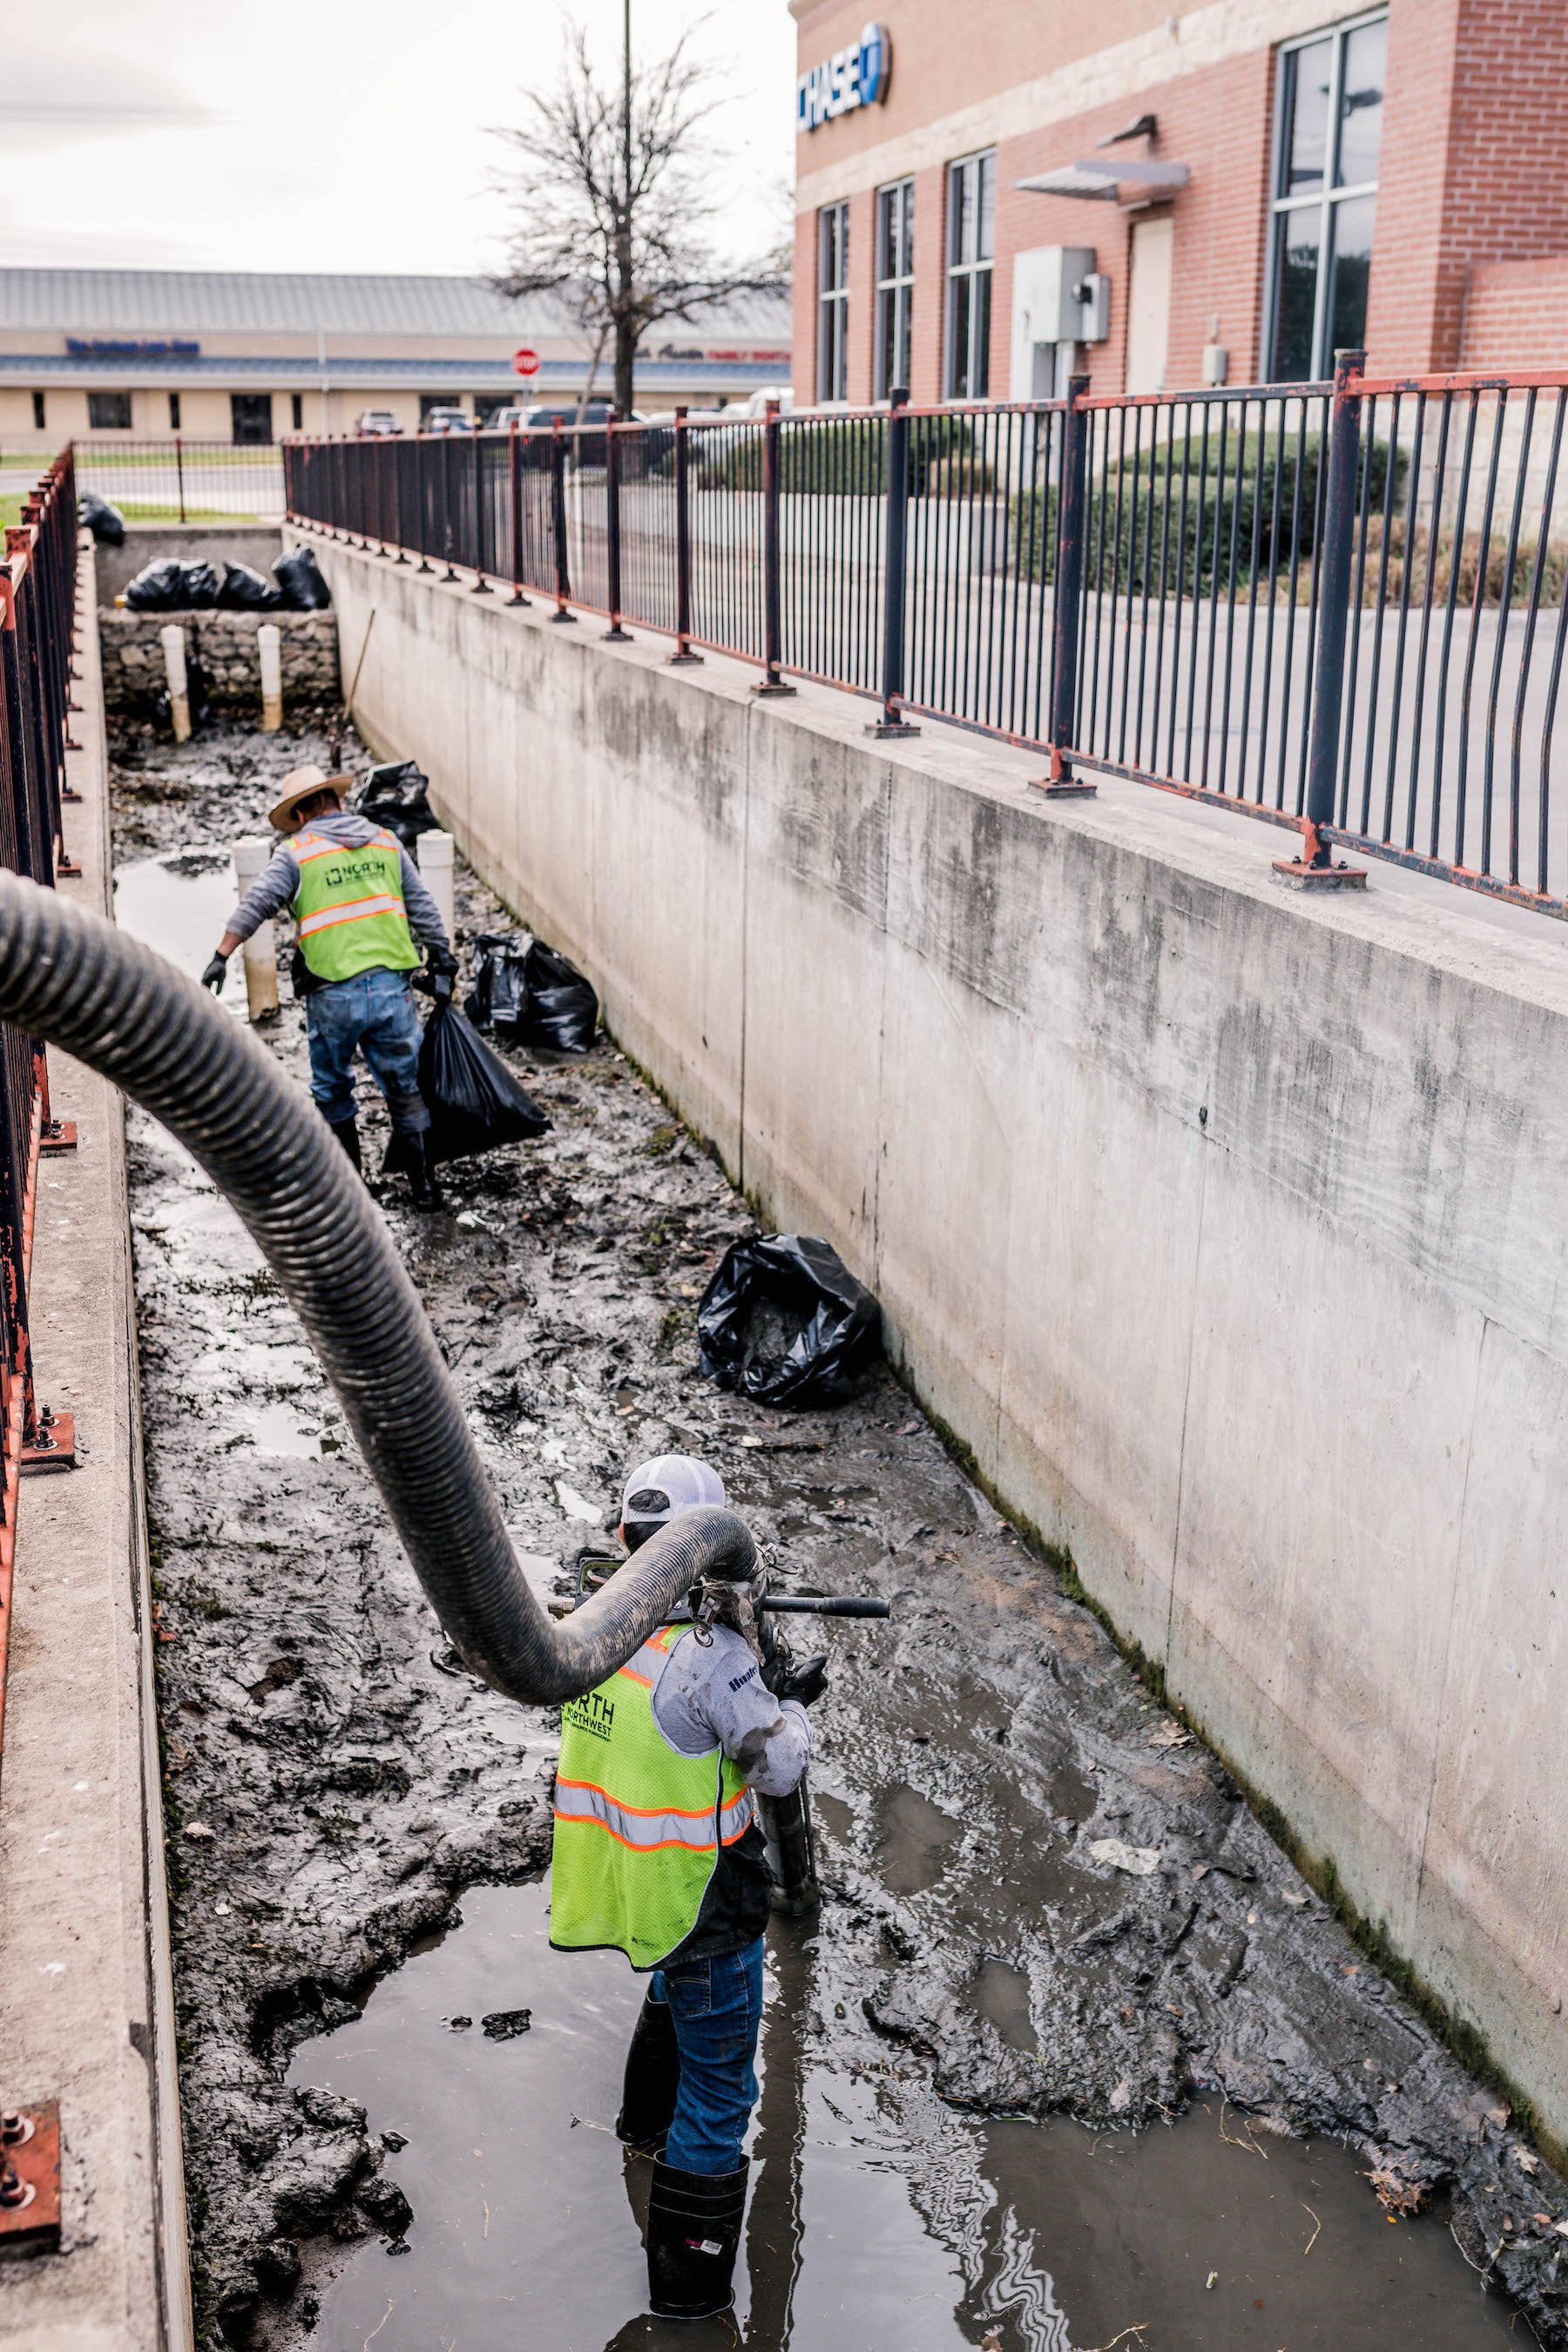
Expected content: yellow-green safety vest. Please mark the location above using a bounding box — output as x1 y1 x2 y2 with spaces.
291 825 420 983
550 1624 756 1970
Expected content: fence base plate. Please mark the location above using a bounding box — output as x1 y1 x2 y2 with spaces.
1271 857 1368 892
867 720 923 740
21 1411 76 1476
549 610 578 626
55 855 82 879
604 625 632 643
1031 778 1098 798
753 682 798 700
667 650 704 667
60 785 83 803
0 2103 61 2261
39 1120 78 1154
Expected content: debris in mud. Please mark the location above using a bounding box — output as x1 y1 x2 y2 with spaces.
112 713 1568 2351
481 2007 532 2040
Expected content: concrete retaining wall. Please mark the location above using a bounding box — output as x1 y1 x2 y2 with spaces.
298 527 1568 2150
94 525 287 610
0 537 192 2348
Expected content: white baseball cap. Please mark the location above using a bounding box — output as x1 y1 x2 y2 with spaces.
620 1453 727 1528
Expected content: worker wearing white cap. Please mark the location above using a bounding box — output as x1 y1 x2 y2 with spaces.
551 1453 826 2322
199 764 456 1207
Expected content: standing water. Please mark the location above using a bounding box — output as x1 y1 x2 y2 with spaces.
286 1877 1520 2352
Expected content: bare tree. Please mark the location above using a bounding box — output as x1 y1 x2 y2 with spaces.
491 11 786 419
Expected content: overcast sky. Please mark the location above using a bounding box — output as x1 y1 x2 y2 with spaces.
0 0 795 278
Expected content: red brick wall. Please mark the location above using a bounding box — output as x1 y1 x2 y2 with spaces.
1368 0 1568 372
1460 256 1568 368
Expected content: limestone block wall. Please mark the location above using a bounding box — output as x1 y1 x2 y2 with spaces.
98 608 338 713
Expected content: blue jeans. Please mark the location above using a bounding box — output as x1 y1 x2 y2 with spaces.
649 1936 764 2176
305 967 429 1135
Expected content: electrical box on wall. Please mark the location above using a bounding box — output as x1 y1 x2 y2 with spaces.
1010 247 1108 399
1075 272 1112 344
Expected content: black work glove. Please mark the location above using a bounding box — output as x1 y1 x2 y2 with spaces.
422 947 458 1003
773 1653 828 1709
200 952 228 993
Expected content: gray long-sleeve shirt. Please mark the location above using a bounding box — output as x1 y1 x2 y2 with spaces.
651 1623 811 1797
225 809 450 954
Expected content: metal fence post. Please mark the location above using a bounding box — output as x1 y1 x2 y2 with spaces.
470 425 492 592
550 417 576 624
507 419 530 605
1274 347 1369 889
392 436 409 563
1035 375 1096 796
868 387 919 737
754 399 796 699
604 416 632 641
668 408 701 665
441 433 459 580
174 434 186 526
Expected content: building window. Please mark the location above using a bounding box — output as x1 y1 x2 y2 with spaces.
169 392 182 430
30 392 45 431
817 200 850 403
1266 10 1386 381
231 392 274 444
87 391 132 431
945 150 996 399
875 179 915 401
291 393 305 431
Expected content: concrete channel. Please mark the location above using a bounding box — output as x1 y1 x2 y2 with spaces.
95 679 1568 2349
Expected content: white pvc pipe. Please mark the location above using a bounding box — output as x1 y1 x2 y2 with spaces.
160 625 191 744
415 829 456 946
257 624 282 733
232 836 280 1021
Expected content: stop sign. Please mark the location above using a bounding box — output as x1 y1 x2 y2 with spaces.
512 348 540 378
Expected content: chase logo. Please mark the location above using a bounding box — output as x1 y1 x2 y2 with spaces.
797 22 893 133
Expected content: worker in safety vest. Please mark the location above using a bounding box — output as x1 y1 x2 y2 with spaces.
201 764 456 1207
551 1454 828 2323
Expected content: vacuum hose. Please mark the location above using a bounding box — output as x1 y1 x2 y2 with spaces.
0 874 754 1702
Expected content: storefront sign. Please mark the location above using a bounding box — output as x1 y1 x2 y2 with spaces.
796 22 891 133
64 337 200 356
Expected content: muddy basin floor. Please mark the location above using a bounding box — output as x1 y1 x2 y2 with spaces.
109 716 1568 2350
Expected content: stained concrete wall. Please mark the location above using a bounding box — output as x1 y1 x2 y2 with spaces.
0 539 192 2348
295 527 1568 2151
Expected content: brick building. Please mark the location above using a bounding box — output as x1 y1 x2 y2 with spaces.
789 0 1568 408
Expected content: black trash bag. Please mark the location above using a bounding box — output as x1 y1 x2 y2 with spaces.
78 492 125 545
416 1000 551 1163
697 1233 882 1409
465 930 531 1037
179 560 224 609
518 938 598 1054
273 545 332 610
350 759 437 848
217 561 282 611
124 558 187 611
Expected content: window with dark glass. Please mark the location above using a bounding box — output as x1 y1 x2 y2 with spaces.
169 392 181 429
231 392 274 444
817 200 850 403
945 150 995 400
875 179 914 401
1266 11 1386 381
87 391 132 431
291 393 305 431
30 392 44 431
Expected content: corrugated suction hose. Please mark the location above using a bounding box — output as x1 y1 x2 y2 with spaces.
0 873 753 1701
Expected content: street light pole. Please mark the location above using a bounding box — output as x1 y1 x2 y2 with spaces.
616 0 634 416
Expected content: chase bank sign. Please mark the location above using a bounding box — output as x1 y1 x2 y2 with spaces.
797 22 892 133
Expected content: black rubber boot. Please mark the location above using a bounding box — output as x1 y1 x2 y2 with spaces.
327 1116 362 1173
406 1133 443 1211
646 2159 747 2321
616 1995 680 2156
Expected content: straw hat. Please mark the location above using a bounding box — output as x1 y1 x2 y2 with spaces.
267 763 352 831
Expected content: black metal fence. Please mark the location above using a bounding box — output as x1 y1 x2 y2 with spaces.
71 437 286 523
285 357 1568 919
0 447 79 1771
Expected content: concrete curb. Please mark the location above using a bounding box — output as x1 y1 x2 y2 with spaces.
0 533 193 2350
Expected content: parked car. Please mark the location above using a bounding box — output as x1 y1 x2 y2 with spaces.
422 407 472 436
355 409 403 438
